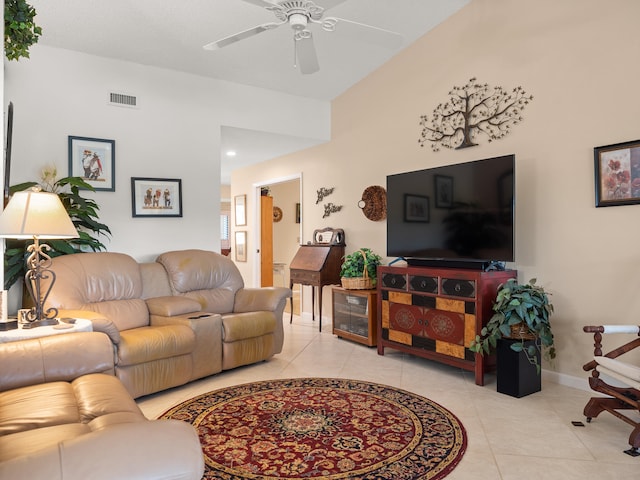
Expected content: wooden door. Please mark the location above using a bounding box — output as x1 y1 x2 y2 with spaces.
260 195 273 287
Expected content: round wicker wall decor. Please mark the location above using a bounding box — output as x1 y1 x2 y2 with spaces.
358 185 387 221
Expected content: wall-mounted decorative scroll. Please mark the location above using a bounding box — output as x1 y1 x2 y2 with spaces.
323 202 342 218
418 77 533 152
316 187 335 204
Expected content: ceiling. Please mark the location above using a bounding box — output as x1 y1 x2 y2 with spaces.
28 0 469 184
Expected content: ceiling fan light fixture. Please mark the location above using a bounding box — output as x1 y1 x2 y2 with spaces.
289 13 308 30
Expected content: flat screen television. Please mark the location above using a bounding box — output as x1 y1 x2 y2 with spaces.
386 154 515 269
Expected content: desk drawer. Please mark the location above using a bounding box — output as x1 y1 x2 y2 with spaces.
290 270 321 284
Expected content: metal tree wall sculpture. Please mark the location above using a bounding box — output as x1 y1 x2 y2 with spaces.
418 78 533 152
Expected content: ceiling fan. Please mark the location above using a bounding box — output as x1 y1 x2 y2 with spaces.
203 0 403 75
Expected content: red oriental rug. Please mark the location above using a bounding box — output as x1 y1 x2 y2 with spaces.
160 377 466 480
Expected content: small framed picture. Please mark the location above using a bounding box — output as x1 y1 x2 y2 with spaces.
434 175 453 208
235 194 247 226
594 139 640 207
404 194 430 222
131 177 182 217
68 136 115 191
235 231 247 262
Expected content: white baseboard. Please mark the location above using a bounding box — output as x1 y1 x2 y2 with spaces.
543 369 591 392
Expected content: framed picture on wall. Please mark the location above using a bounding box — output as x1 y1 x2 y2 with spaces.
235 194 247 226
68 136 115 191
131 177 182 217
235 231 247 262
594 139 640 207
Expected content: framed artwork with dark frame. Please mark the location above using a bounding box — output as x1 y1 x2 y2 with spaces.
68 136 115 191
594 139 640 207
131 177 183 217
434 175 453 208
404 194 430 222
234 194 247 226
235 231 247 262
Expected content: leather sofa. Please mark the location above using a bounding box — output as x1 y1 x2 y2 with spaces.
43 249 291 398
0 332 204 480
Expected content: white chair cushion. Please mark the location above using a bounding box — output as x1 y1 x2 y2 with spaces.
595 356 640 389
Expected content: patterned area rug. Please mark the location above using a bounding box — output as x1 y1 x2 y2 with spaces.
160 377 466 480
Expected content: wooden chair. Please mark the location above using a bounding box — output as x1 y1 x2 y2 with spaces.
582 325 640 456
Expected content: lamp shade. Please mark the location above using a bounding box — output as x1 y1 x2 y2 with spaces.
0 189 78 239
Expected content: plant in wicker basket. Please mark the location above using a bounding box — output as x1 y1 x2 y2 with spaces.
470 278 555 374
340 248 382 290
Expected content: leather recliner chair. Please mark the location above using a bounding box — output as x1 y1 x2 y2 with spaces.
0 332 204 480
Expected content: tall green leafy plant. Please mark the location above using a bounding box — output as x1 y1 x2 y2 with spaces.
4 0 42 61
4 170 111 291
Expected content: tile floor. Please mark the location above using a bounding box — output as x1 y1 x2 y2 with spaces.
137 315 640 480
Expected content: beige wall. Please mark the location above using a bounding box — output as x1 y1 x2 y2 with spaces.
232 0 640 383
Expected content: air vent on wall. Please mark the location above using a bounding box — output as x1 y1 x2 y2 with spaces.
108 92 138 108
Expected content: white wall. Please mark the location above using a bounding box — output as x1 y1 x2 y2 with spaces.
4 45 330 263
232 0 640 381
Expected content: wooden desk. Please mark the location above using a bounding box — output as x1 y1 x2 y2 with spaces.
289 244 344 332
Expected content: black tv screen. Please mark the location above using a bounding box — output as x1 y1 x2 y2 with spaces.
386 155 515 266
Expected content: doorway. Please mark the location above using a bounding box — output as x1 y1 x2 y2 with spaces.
256 175 302 313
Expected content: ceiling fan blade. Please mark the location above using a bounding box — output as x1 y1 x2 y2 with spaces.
203 22 282 50
238 0 280 7
324 17 403 49
318 0 349 11
295 32 319 75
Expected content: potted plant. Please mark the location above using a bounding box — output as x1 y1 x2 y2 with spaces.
4 166 111 292
340 248 382 290
470 278 555 375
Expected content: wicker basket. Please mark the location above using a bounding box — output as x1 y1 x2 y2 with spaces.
341 250 375 290
508 322 537 340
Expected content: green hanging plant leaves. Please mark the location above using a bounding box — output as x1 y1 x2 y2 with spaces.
4 0 42 61
469 278 555 375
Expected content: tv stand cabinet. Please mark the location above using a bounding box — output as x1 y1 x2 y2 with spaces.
377 264 516 386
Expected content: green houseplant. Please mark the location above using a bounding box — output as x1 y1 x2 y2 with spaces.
470 278 555 374
340 248 382 290
4 167 111 291
4 0 42 61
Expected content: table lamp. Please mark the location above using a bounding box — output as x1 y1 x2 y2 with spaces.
0 186 78 328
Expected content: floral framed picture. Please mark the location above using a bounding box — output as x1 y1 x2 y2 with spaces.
131 177 182 217
404 194 430 222
68 136 115 191
594 139 640 207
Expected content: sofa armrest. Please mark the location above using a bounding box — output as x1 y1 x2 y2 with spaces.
146 296 202 317
0 420 204 480
0 332 115 392
57 309 121 345
233 287 292 313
